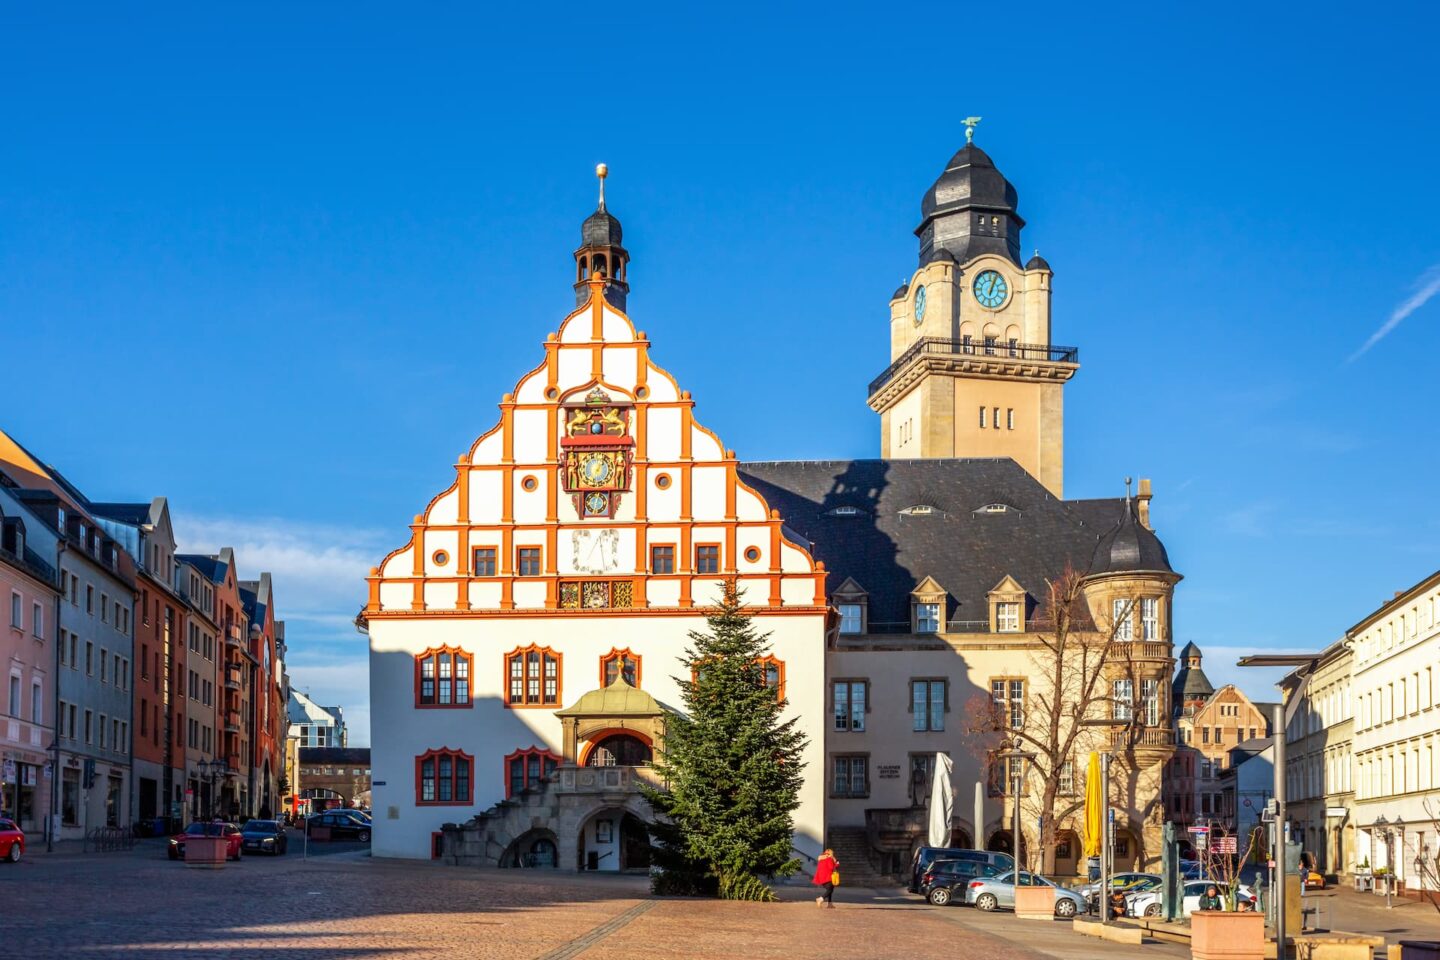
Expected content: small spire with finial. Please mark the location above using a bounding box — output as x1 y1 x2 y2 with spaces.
1124 476 1133 503
596 162 608 210
963 116 982 144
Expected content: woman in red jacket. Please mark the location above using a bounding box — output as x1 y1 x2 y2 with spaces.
813 849 839 908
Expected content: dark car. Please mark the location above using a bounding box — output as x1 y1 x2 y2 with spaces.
241 819 289 855
168 821 243 861
306 810 371 841
909 847 1014 893
922 859 1000 904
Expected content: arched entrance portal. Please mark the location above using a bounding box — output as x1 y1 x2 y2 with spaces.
585 734 652 767
578 807 651 872
948 828 973 849
500 828 560 868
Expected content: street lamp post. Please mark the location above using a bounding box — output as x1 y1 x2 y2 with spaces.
997 738 1036 884
1375 815 1395 909
197 760 229 820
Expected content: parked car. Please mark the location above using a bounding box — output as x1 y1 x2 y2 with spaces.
0 818 24 862
306 810 372 841
241 819 288 855
908 847 1014 893
1077 871 1161 905
921 859 1001 902
1129 879 1257 918
965 870 1088 918
168 821 244 861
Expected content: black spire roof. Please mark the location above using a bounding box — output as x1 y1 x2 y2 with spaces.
1090 499 1173 575
581 206 623 247
573 165 629 311
915 143 1025 267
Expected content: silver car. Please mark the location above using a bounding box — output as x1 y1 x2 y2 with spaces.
965 870 1088 918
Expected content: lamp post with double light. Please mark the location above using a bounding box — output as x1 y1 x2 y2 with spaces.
1374 814 1400 908
996 738 1036 884
197 759 229 820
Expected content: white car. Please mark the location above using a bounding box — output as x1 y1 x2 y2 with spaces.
1129 880 1257 918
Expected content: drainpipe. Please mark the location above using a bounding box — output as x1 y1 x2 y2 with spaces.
49 540 67 853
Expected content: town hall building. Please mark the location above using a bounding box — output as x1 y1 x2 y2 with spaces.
366 135 1183 877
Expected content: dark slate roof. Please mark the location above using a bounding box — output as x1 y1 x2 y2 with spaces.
88 502 151 525
1179 640 1201 658
1026 252 1052 271
581 207 623 247
1173 663 1215 703
177 553 225 582
1089 498 1173 574
916 143 1024 265
298 747 369 765
739 458 1168 628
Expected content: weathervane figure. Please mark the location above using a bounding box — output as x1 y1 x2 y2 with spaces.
963 116 982 144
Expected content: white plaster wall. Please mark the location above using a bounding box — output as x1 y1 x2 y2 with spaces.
368 611 827 861
512 410 548 463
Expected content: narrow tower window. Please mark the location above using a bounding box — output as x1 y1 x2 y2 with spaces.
978 406 987 429
993 407 1000 430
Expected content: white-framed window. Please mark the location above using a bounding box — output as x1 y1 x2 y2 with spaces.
997 602 1020 632
992 678 1025 729
979 406 987 429
31 602 42 639
1113 678 1134 721
98 713 107 749
8 592 19 629
1142 678 1160 726
100 593 108 624
1141 598 1158 640
1112 599 1134 641
1058 759 1075 795
7 675 19 718
911 679 946 732
838 603 862 635
833 680 867 732
30 681 41 725
916 602 940 633
832 755 868 798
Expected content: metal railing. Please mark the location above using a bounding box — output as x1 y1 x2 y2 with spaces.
84 825 137 853
869 336 1079 397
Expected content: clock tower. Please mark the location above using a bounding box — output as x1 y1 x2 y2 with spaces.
869 133 1078 496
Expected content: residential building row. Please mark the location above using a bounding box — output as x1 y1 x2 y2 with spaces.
0 429 290 839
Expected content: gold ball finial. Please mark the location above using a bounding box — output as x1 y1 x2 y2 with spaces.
596 162 608 180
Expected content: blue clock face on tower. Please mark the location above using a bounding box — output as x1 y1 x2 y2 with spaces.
973 270 1008 308
913 284 927 324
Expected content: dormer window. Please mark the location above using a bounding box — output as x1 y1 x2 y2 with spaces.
916 603 941 633
832 577 869 636
900 505 934 516
987 575 1027 634
910 576 948 634
827 505 860 517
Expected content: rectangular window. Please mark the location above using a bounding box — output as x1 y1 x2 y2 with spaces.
996 602 1020 632
1141 598 1159 640
909 754 936 805
516 547 541 577
650 545 675 574
1058 759 1076 795
979 406 987 429
911 679 946 732
7 676 18 718
1006 408 1014 430
838 602 862 634
1007 338 1018 358
992 406 1000 430
695 545 720 574
86 585 93 614
962 334 973 354
992 678 1025 729
100 593 109 623
472 547 497 577
99 714 107 749
832 755 868 798
31 602 42 638
1142 678 1160 726
31 681 41 724
915 602 940 633
8 592 18 628
1113 678 1134 721
100 649 108 683
833 680 866 732
1112 599 1133 641
984 336 997 356
86 642 94 675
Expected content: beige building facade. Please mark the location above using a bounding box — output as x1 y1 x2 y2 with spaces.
1280 639 1354 878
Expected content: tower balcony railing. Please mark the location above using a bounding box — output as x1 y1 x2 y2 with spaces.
868 337 1080 397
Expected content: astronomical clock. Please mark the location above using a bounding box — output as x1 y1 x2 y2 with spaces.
558 387 633 518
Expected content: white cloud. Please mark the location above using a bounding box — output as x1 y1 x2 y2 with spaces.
1349 265 1440 362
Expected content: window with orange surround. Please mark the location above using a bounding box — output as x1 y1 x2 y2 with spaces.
517 547 542 577
505 747 560 798
472 547 497 577
695 544 720 574
416 748 473 805
759 655 786 703
505 645 561 707
600 648 641 687
415 646 472 708
650 544 675 574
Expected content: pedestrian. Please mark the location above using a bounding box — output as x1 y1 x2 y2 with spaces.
813 849 839 908
1199 884 1223 911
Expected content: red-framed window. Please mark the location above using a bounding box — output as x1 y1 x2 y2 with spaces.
505 645 561 707
599 647 641 687
759 655 785 703
416 748 473 805
695 544 721 574
505 747 560 798
415 646 473 708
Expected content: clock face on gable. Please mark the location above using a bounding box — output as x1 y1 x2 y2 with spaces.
913 284 927 325
579 453 615 487
973 270 1009 309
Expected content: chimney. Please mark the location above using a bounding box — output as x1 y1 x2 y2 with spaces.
1136 478 1153 529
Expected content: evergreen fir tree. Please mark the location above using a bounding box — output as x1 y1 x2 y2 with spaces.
642 580 808 899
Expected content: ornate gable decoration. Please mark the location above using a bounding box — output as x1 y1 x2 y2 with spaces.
559 388 634 519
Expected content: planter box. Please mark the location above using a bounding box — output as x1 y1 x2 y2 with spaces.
1192 910 1265 960
1014 884 1056 921
184 836 228 869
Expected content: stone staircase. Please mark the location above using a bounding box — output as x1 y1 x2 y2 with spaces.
826 826 895 887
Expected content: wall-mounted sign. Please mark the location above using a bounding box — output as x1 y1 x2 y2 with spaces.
877 764 901 780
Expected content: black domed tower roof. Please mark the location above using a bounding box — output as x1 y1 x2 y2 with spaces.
1090 498 1173 575
573 163 630 311
915 139 1025 267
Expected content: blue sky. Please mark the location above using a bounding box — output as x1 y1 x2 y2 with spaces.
3 4 1437 745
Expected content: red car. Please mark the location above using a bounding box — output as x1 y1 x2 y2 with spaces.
0 818 24 862
167 821 244 861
